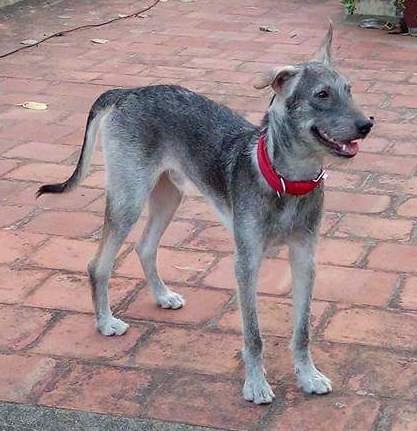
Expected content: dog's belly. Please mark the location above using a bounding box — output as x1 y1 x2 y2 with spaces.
168 169 233 231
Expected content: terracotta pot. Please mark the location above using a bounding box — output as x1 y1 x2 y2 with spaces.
404 0 417 28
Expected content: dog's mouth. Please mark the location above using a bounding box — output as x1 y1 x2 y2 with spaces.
311 126 359 158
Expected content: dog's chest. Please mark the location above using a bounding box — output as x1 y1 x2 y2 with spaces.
266 193 323 241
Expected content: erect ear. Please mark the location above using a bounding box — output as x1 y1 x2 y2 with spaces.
314 20 333 66
253 65 298 93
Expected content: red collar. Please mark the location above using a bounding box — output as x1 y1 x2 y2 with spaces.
256 133 326 197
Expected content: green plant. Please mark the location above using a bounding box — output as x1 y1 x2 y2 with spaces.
342 0 357 15
342 0 406 15
395 0 406 12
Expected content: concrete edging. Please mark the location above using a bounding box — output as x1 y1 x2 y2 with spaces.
0 402 225 431
0 0 25 8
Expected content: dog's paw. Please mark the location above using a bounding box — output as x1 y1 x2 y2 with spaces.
296 366 332 395
243 376 275 405
97 316 129 336
157 289 185 309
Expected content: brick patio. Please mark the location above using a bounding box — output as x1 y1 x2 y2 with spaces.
1 0 417 430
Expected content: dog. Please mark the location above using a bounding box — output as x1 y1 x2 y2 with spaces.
37 23 373 404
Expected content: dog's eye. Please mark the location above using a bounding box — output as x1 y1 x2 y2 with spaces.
316 90 329 99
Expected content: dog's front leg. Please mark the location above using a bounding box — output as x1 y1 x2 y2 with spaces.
235 242 275 404
288 236 332 394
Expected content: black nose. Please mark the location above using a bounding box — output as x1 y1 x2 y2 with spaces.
356 117 374 136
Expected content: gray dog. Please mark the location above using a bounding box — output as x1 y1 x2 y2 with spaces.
37 24 373 404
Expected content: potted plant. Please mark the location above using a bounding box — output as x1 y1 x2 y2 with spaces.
403 0 417 35
342 0 415 35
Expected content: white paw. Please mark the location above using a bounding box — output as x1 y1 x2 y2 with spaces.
156 289 185 310
243 376 275 405
97 316 129 336
296 366 332 394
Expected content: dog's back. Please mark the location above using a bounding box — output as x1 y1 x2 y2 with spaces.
38 84 256 204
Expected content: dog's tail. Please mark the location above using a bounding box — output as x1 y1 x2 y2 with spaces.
36 90 121 198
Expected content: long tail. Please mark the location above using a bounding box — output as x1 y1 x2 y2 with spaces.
36 90 122 198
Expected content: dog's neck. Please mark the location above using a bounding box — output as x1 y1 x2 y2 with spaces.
262 109 323 182
266 131 323 181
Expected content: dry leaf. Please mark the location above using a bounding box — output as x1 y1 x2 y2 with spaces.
91 38 109 44
173 265 205 272
259 25 279 33
19 101 48 111
20 39 38 45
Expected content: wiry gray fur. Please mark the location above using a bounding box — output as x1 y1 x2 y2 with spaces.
37 24 373 404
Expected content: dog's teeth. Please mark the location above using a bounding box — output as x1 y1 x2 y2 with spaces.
342 144 347 151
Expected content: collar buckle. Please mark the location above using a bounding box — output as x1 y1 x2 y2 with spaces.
313 169 327 183
279 177 286 195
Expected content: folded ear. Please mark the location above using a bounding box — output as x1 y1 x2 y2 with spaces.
254 65 298 93
314 21 333 65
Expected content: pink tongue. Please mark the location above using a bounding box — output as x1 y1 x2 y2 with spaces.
344 141 359 155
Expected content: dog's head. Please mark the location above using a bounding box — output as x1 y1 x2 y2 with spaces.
255 22 373 158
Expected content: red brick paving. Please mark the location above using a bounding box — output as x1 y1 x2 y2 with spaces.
116 247 216 282
0 0 417 429
268 395 380 431
0 354 57 403
203 256 293 294
132 327 242 374
39 363 154 416
400 277 417 310
32 314 146 360
218 297 328 337
397 197 417 217
125 285 232 324
0 304 53 351
324 308 417 350
23 186 103 210
147 374 265 430
388 403 417 431
24 273 136 313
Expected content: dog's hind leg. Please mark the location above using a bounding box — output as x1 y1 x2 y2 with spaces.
136 172 185 309
89 181 152 336
288 236 332 394
88 122 159 335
